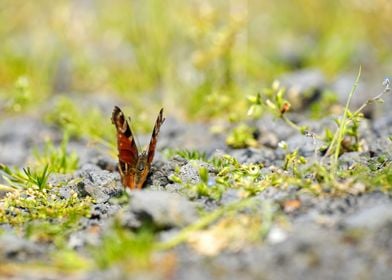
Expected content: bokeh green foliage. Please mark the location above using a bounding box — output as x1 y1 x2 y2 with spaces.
0 0 390 119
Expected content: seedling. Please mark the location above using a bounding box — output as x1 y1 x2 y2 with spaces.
0 164 51 190
33 133 79 174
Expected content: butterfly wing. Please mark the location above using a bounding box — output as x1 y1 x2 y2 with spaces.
147 108 165 165
111 106 139 170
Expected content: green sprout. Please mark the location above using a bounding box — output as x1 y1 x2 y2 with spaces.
283 149 307 176
0 164 51 191
184 166 225 201
33 133 79 174
247 81 309 135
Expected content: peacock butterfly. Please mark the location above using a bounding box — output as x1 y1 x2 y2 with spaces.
111 106 165 189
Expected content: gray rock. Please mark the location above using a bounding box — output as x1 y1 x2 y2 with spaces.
75 164 123 203
149 159 181 187
373 112 392 137
331 73 368 110
285 134 318 157
179 160 213 184
338 152 368 170
279 68 326 110
0 116 57 166
123 190 198 229
344 204 392 230
220 189 241 205
255 115 296 141
228 147 278 165
0 233 45 261
159 117 226 154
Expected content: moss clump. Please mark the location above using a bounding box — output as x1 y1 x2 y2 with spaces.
0 188 92 226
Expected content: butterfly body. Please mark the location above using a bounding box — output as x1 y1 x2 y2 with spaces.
112 106 165 189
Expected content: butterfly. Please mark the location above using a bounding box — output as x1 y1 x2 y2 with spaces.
111 106 165 189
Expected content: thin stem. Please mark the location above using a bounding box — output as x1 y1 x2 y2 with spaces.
331 66 361 173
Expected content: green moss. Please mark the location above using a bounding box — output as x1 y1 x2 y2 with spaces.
0 188 92 226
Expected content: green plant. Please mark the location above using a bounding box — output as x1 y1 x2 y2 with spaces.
4 76 34 112
164 149 207 161
248 81 309 134
325 67 362 173
226 124 258 149
44 97 113 143
211 154 264 197
33 133 79 174
92 222 155 270
323 70 390 175
283 149 307 175
0 187 92 225
184 166 225 201
186 2 249 119
0 164 51 190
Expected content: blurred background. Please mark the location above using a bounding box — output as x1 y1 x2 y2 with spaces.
0 0 391 121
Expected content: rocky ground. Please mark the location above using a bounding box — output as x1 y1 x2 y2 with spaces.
0 73 391 280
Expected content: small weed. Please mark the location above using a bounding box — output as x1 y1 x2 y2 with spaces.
324 69 390 175
184 166 225 201
283 149 307 175
340 157 392 193
325 67 362 173
186 4 248 119
0 164 51 190
254 81 308 133
164 149 207 161
226 124 258 149
33 133 79 174
44 96 115 149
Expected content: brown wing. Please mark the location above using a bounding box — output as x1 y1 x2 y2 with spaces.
147 108 165 164
111 106 139 167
